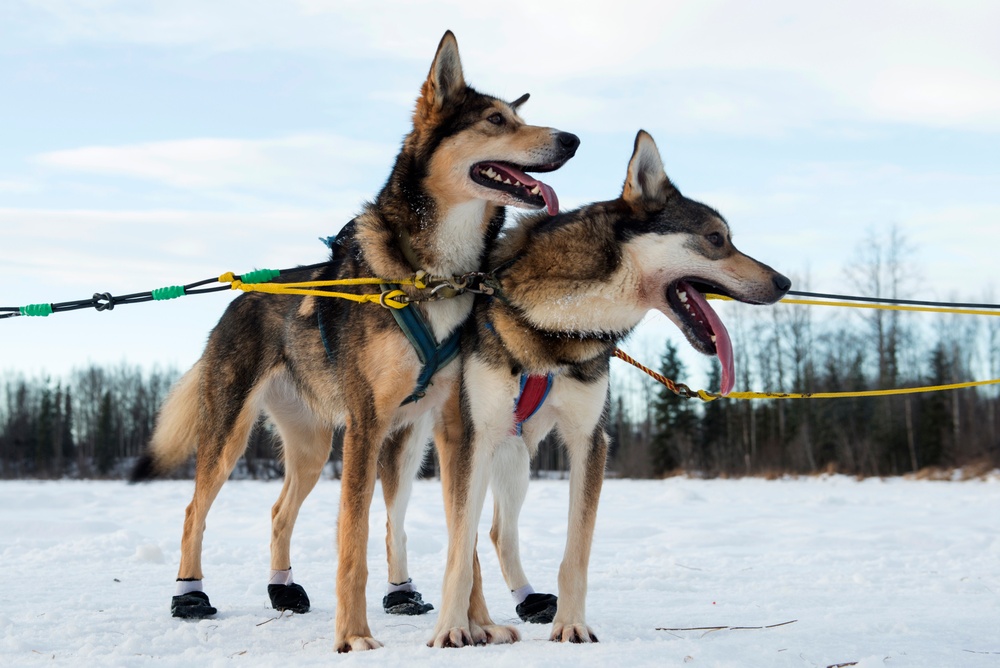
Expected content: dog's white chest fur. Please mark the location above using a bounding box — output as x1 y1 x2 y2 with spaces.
420 200 488 342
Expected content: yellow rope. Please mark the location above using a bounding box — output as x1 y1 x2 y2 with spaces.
217 271 428 310
233 283 409 308
781 297 1000 317
613 348 1000 402
708 293 1000 317
655 293 1000 398
723 378 1000 401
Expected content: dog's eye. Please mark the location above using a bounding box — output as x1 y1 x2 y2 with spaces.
706 232 724 247
487 113 505 126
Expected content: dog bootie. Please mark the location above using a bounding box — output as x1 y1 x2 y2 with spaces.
171 591 217 619
268 583 311 613
516 592 558 624
382 589 434 615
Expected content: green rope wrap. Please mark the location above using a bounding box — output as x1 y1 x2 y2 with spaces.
20 303 53 317
240 268 280 284
151 286 186 301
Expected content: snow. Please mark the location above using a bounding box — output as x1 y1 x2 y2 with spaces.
2 476 998 667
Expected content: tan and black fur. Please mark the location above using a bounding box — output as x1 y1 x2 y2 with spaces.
430 130 790 646
130 31 579 653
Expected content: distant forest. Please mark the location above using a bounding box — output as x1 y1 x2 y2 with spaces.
2 227 999 479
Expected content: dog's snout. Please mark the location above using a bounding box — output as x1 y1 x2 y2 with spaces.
557 132 581 155
773 273 792 294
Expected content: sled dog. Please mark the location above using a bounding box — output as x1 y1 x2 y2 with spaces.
130 30 579 652
430 130 790 646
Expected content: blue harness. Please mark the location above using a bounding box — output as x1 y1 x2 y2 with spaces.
380 282 461 405
319 230 459 406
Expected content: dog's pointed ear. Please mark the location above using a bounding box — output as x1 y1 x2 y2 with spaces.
417 31 466 118
511 93 530 110
622 130 673 207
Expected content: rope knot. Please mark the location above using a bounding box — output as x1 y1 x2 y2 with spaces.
93 292 115 311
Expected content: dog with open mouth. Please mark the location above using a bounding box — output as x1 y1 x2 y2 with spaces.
130 30 579 653
430 129 789 647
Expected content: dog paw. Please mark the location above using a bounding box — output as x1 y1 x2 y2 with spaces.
428 626 476 648
334 635 383 653
550 623 598 644
267 583 310 613
479 623 520 645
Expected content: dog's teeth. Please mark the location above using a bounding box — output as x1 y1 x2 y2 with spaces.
514 180 521 187
530 185 541 195
485 167 496 178
711 335 717 343
678 290 688 303
493 173 503 182
503 178 512 185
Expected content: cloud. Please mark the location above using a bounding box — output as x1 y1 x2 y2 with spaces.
869 66 1000 127
0 207 355 288
0 178 41 193
32 134 396 204
12 1 1000 132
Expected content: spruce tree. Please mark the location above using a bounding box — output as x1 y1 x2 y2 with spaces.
650 342 696 475
95 391 116 475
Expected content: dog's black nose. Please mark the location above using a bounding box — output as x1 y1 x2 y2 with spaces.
557 132 580 154
773 273 792 294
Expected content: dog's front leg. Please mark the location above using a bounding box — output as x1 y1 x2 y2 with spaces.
334 414 388 652
431 416 494 647
430 362 519 647
549 377 610 643
550 425 607 643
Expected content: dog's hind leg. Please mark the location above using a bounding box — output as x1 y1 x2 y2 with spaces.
264 377 333 614
489 436 558 624
466 532 520 645
380 416 434 616
172 369 269 619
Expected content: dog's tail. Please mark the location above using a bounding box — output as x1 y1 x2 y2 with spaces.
129 361 203 482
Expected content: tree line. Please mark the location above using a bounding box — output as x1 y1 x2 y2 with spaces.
0 364 281 479
3 227 997 480
2 330 997 481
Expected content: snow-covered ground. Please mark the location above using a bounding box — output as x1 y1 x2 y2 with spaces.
1 475 998 667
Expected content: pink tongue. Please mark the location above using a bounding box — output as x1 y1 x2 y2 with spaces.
681 282 735 396
536 181 559 216
487 163 560 215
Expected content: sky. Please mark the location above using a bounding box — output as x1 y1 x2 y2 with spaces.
2 1 1000 390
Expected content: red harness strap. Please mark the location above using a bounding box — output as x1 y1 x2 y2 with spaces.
511 373 553 436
